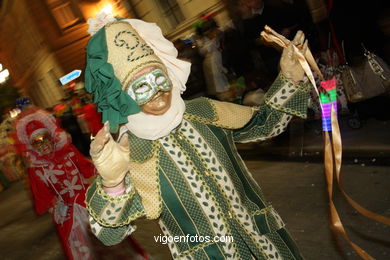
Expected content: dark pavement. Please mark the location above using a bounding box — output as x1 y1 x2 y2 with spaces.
0 117 389 260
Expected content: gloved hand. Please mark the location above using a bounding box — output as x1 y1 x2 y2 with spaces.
90 122 129 187
279 31 308 83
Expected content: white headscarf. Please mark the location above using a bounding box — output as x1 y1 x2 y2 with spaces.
120 19 191 140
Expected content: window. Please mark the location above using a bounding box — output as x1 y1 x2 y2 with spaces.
46 0 83 31
156 0 185 30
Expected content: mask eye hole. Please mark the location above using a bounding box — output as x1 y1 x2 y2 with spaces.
155 76 167 85
31 133 51 147
134 84 150 94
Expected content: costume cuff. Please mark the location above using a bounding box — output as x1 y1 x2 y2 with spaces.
86 173 146 227
264 73 310 119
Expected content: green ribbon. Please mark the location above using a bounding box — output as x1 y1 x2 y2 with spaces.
84 25 141 133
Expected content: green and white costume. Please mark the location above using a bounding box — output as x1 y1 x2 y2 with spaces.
86 73 310 259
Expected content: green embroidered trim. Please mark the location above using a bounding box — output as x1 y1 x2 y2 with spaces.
104 20 166 91
87 204 145 228
113 29 154 62
225 129 268 207
172 131 239 255
250 205 273 216
86 175 146 228
263 73 310 119
177 124 277 258
179 122 257 220
114 30 140 49
264 102 307 119
177 241 216 258
275 73 311 93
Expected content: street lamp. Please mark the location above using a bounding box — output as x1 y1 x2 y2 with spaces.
0 63 9 84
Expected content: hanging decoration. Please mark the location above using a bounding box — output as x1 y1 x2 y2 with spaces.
260 25 390 260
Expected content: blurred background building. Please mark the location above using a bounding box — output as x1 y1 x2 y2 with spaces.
0 0 231 108
0 0 388 109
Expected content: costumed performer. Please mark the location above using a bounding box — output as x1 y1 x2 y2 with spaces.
85 12 310 260
13 107 148 260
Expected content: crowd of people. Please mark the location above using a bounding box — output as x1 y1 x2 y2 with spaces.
175 0 315 105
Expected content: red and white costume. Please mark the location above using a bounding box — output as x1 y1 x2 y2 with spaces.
14 108 96 259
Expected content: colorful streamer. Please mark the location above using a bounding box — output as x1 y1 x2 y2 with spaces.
261 26 390 259
320 78 337 131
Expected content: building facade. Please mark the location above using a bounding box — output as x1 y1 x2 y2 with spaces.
0 0 230 108
0 0 329 109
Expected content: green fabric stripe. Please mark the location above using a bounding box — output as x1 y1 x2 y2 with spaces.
116 192 145 224
228 222 253 259
190 120 262 211
159 202 191 254
128 132 154 162
192 248 211 260
202 243 226 260
254 214 270 234
228 218 266 259
193 120 267 209
282 89 309 118
276 228 304 260
159 147 216 238
173 131 232 214
86 178 145 227
97 225 130 246
233 107 283 142
264 73 285 98
234 220 266 258
264 231 296 260
159 169 199 238
265 211 282 232
86 182 107 217
264 73 310 120
227 134 272 212
225 129 269 209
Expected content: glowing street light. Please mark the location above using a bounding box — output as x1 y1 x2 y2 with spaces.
102 4 113 15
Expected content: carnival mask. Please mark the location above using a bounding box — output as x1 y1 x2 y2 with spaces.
127 67 172 105
30 131 54 155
